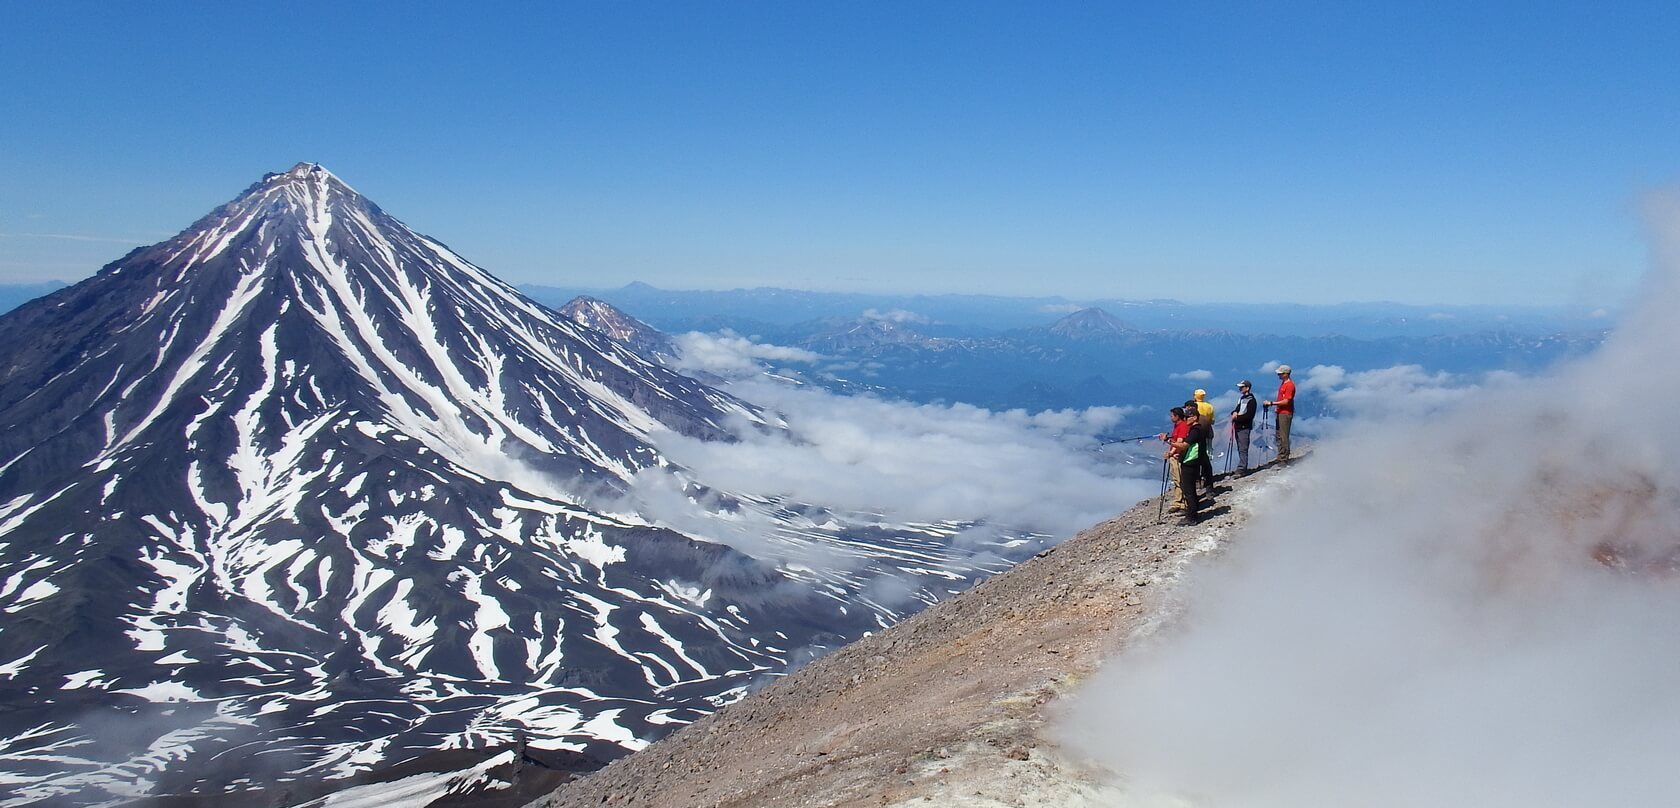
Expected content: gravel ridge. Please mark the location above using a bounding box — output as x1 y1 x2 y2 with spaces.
524 461 1292 808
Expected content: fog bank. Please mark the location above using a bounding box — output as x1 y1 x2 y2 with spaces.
1057 207 1680 807
633 331 1158 559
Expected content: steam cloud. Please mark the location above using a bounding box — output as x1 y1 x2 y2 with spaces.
1055 203 1680 806
1295 363 1523 435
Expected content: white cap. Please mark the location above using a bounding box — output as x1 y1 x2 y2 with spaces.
1276 364 1292 374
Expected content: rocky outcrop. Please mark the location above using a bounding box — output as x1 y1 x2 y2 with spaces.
527 462 1292 807
558 295 678 363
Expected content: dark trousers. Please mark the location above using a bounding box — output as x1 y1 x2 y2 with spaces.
1179 458 1201 517
1198 435 1214 488
1277 412 1293 460
1234 426 1252 470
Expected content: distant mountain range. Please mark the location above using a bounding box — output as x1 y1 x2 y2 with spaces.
0 280 1604 406
517 286 1605 414
519 282 1613 340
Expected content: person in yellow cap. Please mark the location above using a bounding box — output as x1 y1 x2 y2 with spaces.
1192 389 1216 491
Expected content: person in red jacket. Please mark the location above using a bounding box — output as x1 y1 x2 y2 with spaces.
1264 364 1296 463
1159 406 1202 522
1158 407 1194 512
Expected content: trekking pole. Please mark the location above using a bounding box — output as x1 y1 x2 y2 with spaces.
1156 456 1168 524
1266 408 1276 464
1097 433 1162 447
1222 422 1235 474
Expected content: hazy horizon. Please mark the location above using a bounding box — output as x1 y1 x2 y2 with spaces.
0 271 1625 317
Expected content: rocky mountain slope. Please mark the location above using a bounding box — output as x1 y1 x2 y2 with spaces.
0 165 1046 807
527 461 1295 807
556 296 677 363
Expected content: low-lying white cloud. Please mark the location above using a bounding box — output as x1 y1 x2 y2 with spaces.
1170 369 1214 381
642 376 1151 546
669 330 822 378
1055 202 1680 807
0 231 148 244
619 328 1162 565
1037 303 1085 314
861 308 928 324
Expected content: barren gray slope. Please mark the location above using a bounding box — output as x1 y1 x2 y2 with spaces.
527 463 1292 808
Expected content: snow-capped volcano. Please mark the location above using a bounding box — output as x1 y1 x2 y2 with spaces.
0 165 1035 806
1046 307 1137 340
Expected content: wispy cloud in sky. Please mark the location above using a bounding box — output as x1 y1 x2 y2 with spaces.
0 232 147 244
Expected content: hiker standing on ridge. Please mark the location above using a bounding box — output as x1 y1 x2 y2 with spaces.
1189 389 1216 483
1186 396 1215 496
1230 379 1257 475
1162 407 1202 523
1264 364 1296 463
1158 406 1194 513
1192 389 1216 489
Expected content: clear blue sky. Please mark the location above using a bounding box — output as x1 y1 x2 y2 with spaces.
2 1 1677 305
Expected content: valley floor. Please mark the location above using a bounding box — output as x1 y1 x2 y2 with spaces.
525 460 1295 808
